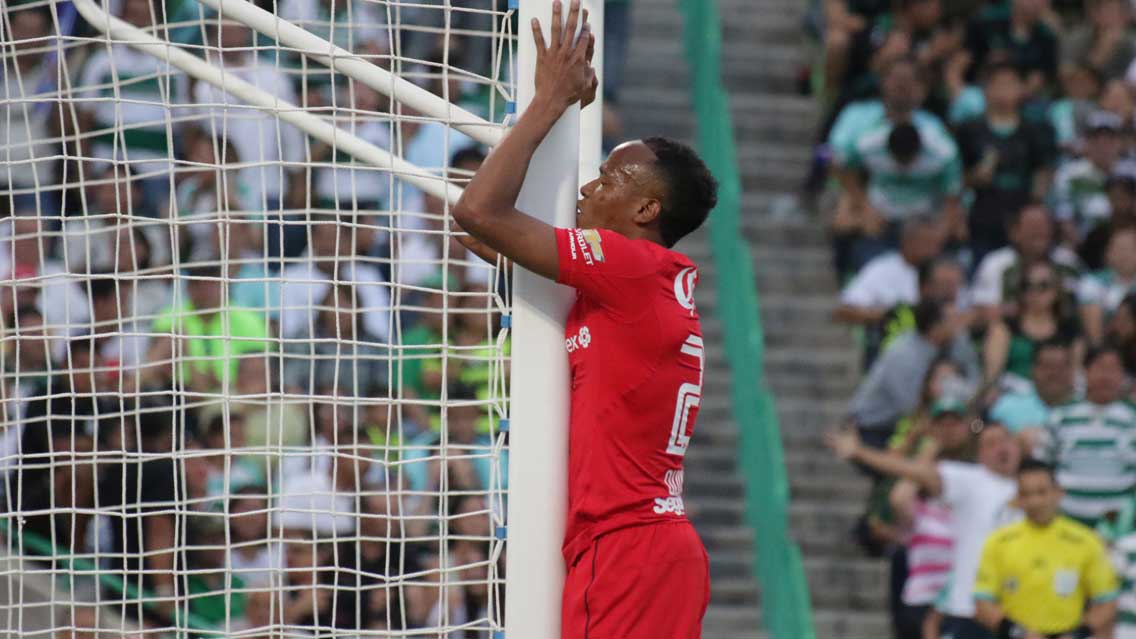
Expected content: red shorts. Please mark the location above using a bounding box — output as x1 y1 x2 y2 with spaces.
561 521 710 639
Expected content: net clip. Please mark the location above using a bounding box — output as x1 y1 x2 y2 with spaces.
499 418 510 433
494 525 508 540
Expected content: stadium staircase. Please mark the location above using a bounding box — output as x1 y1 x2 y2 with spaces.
622 0 890 636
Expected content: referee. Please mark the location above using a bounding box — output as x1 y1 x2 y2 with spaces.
974 459 1119 639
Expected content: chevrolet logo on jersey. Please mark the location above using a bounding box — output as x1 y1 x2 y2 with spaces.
580 229 605 263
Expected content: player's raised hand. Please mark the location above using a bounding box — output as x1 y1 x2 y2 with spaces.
532 0 596 110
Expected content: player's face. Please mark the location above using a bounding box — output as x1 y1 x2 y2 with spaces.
577 141 661 236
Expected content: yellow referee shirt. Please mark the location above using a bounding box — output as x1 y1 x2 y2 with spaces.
974 516 1119 634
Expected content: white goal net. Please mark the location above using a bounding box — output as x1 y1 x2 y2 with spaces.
0 0 517 635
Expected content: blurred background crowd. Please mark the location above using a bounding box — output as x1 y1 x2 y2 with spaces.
0 0 634 636
808 0 1136 637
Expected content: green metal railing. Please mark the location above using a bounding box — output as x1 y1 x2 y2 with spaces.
676 1 817 637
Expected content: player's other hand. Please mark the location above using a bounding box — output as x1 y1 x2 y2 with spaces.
824 424 861 461
532 0 598 110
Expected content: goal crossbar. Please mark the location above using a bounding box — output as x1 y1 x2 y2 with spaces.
196 0 505 148
70 0 467 205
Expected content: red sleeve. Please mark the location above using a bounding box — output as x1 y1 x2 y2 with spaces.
555 227 657 316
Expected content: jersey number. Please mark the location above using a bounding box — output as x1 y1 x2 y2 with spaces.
667 334 703 456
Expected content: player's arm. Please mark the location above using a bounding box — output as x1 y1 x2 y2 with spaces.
825 426 943 496
451 0 598 281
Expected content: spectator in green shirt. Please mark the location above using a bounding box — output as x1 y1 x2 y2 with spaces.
144 264 272 391
398 274 457 400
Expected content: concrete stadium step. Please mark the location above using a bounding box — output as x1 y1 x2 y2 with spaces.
791 500 868 557
712 574 762 605
805 556 890 609
814 608 894 639
790 468 872 502
703 606 767 639
634 1 804 45
757 295 840 325
753 242 834 267
627 41 806 92
709 551 756 581
695 522 754 552
623 0 890 630
777 397 855 444
739 146 815 193
743 218 832 246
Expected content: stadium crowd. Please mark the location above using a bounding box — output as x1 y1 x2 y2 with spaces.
815 0 1136 637
0 0 641 636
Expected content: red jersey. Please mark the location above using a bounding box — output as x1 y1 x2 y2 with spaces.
554 227 704 566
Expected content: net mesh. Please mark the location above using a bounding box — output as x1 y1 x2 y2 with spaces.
0 0 514 635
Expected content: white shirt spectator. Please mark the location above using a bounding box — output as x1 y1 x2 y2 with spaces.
53 320 149 375
228 542 284 589
315 118 392 207
839 251 918 309
78 44 188 175
0 56 55 191
276 470 356 535
971 245 1081 307
0 262 89 339
278 259 391 342
390 236 494 289
1079 270 1136 316
936 461 1021 617
1052 158 1113 236
390 121 478 229
278 0 386 50
61 217 171 274
193 54 304 208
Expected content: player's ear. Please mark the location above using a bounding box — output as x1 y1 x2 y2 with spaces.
635 198 662 226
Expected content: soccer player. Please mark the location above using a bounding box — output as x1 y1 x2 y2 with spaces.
974 459 1118 639
450 1 719 637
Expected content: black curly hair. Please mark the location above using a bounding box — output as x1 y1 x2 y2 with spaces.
642 137 719 248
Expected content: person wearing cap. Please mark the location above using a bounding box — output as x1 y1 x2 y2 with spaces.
1079 161 1136 271
974 459 1119 639
1052 110 1127 242
887 394 975 639
1041 345 1136 528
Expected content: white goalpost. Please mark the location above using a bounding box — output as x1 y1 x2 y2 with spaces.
0 0 597 636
